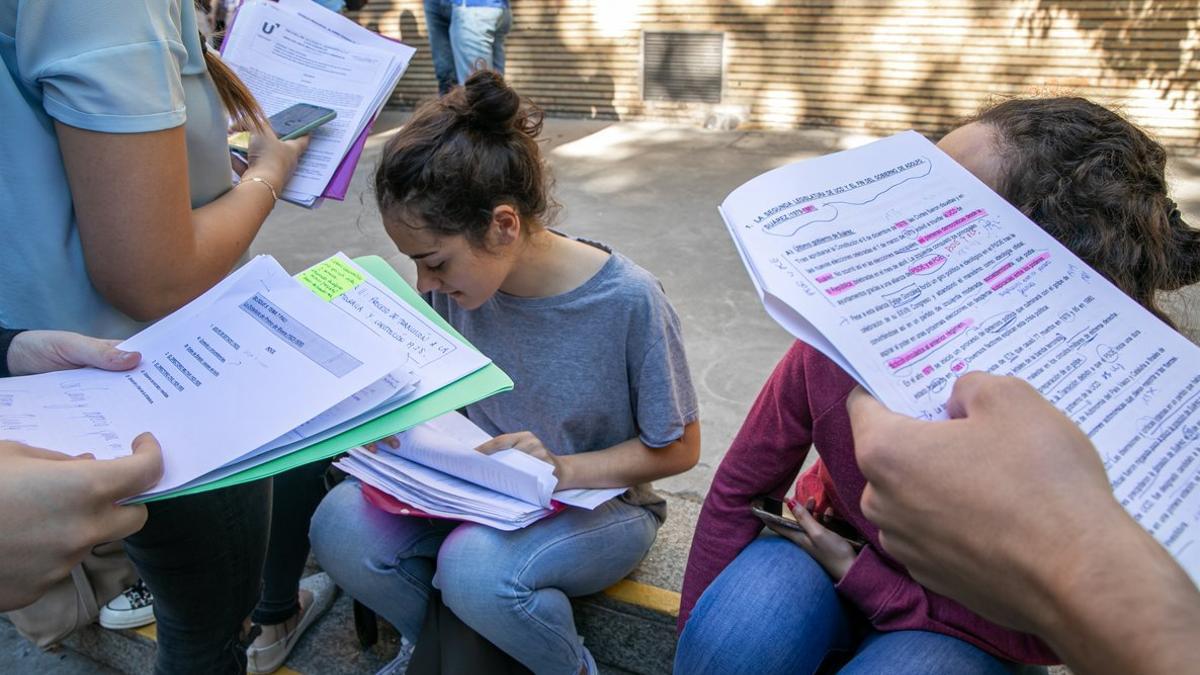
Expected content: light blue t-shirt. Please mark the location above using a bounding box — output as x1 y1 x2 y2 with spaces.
0 0 232 337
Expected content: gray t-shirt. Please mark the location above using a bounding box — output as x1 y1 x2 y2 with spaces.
427 239 699 521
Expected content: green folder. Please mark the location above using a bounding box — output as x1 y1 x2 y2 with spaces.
145 256 514 501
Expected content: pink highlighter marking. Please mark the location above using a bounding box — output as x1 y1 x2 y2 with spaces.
893 219 910 229
801 205 817 214
887 319 975 369
814 273 834 283
990 253 1051 291
921 365 935 376
943 207 961 218
908 255 946 275
984 262 1014 283
825 281 856 296
918 209 986 244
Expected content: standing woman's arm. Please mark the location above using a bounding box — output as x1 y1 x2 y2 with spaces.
56 123 306 321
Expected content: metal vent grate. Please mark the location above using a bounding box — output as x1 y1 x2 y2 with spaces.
643 31 723 104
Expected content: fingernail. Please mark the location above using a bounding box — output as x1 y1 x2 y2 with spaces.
786 497 798 510
110 349 138 364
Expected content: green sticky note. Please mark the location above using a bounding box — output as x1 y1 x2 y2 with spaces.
297 256 365 301
143 256 513 501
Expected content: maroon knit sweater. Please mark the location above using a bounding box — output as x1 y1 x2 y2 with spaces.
678 341 1058 665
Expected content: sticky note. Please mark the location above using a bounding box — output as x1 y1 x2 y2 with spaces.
298 257 365 301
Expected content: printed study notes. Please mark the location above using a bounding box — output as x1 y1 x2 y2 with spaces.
721 131 1200 583
0 253 513 501
337 411 627 530
220 0 416 207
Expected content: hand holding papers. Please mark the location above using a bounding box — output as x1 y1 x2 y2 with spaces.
0 254 513 500
720 131 1200 584
0 256 404 494
338 411 627 530
220 0 416 206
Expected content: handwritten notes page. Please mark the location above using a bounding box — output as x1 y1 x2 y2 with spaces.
721 131 1200 581
309 253 492 398
0 256 405 496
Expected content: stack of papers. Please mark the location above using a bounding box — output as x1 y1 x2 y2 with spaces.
220 0 416 207
720 130 1200 583
338 411 627 530
0 253 513 501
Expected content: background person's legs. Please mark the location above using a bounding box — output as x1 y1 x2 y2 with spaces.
252 459 332 627
422 0 457 95
123 480 271 675
448 4 509 82
674 536 857 675
490 4 512 73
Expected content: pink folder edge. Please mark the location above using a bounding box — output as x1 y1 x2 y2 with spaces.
362 482 568 523
320 116 375 201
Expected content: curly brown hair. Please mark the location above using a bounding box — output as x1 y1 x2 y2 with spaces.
967 97 1200 325
374 70 555 248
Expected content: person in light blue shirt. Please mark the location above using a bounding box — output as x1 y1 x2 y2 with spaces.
1 1 306 672
423 0 512 95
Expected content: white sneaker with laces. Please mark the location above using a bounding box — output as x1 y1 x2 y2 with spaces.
99 579 155 630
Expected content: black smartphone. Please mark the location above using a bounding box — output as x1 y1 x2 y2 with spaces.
229 103 337 156
269 103 337 141
750 496 804 532
750 496 866 547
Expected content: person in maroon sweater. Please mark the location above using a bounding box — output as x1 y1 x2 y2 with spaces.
677 97 1200 674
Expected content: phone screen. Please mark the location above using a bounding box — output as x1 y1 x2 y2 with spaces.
269 103 337 141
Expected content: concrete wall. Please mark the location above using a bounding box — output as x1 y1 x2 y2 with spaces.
353 0 1200 154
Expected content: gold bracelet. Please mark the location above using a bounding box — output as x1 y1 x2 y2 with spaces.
237 175 279 203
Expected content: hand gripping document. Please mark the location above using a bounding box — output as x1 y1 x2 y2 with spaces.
220 0 417 207
720 131 1200 585
0 254 512 500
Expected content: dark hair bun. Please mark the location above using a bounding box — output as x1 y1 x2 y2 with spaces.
462 70 521 132
374 68 555 247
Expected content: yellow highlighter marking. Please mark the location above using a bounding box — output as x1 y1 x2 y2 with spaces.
298 257 365 301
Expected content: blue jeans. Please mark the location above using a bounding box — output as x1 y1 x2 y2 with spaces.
310 479 659 674
124 480 270 674
423 0 513 94
675 537 1046 675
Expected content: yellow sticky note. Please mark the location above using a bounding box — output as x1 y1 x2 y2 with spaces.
298 257 365 301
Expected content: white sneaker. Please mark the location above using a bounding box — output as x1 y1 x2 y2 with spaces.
99 579 155 630
247 572 337 674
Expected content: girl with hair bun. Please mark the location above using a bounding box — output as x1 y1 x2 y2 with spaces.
311 70 701 674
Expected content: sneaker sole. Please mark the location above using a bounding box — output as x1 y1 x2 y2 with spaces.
98 609 156 630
